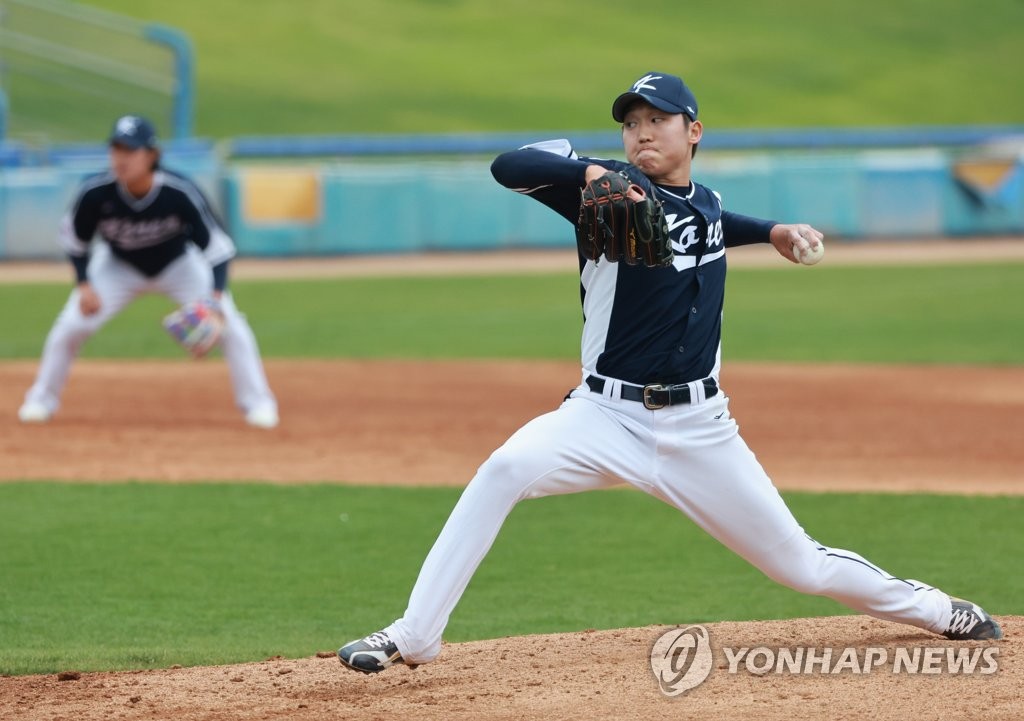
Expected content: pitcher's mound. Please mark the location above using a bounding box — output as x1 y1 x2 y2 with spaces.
2 615 1016 721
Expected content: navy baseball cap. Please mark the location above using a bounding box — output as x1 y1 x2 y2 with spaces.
612 72 698 123
108 115 158 149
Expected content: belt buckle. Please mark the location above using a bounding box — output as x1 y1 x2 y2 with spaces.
642 384 667 410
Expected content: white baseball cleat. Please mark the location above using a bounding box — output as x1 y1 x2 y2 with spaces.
18 401 52 424
338 630 419 674
245 405 279 429
942 598 1003 641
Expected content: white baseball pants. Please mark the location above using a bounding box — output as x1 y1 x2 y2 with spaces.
386 376 952 664
23 243 276 417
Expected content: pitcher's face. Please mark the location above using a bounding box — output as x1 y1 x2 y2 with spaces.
621 103 701 183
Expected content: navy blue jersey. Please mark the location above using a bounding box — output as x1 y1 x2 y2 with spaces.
491 139 775 386
59 170 235 280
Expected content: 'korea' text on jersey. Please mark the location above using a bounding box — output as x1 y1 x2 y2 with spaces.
491 139 774 386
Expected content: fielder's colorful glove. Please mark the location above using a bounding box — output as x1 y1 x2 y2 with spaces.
162 297 225 358
575 170 673 268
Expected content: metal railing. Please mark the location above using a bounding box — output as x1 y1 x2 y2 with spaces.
0 0 194 143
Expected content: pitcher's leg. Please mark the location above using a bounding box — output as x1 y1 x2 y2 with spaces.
385 396 644 664
764 529 949 633
650 396 950 634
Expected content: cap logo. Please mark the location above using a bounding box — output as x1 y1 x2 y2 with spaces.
116 116 139 135
632 74 662 93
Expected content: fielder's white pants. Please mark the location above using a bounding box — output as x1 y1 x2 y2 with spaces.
23 244 276 417
386 376 952 664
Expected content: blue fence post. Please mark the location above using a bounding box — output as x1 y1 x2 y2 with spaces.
0 88 8 140
144 24 195 140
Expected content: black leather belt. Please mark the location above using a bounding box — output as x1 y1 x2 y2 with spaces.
585 375 718 410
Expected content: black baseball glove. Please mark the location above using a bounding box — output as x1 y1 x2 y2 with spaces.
575 170 673 268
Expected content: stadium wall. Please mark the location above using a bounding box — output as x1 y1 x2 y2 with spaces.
0 143 1021 260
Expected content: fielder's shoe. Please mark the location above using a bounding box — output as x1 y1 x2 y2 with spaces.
244 405 279 429
338 630 417 674
18 401 52 424
942 598 1003 641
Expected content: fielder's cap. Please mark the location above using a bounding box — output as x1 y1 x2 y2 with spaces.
108 115 158 149
612 72 698 123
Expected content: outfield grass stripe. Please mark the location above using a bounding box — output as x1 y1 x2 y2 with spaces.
0 483 1019 674
0 263 1021 363
68 1 1024 134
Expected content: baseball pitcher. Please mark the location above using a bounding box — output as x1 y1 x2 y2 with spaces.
337 72 1001 673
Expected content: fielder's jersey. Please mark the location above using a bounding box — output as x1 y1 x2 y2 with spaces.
491 139 774 386
60 169 235 278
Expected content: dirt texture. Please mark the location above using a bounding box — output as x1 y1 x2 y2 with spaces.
3 359 1022 494
1 616 1018 721
1 237 1023 284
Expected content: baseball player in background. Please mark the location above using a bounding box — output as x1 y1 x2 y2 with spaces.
337 72 1002 673
17 116 279 428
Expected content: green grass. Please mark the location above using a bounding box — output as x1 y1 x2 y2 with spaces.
724 262 1024 363
0 483 1018 675
1 263 1022 363
51 0 1024 136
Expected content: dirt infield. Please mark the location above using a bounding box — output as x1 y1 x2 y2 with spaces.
0 236 1022 284
1 616 1017 721
3 359 1022 494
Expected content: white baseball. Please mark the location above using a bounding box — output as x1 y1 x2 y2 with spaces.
794 240 825 266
